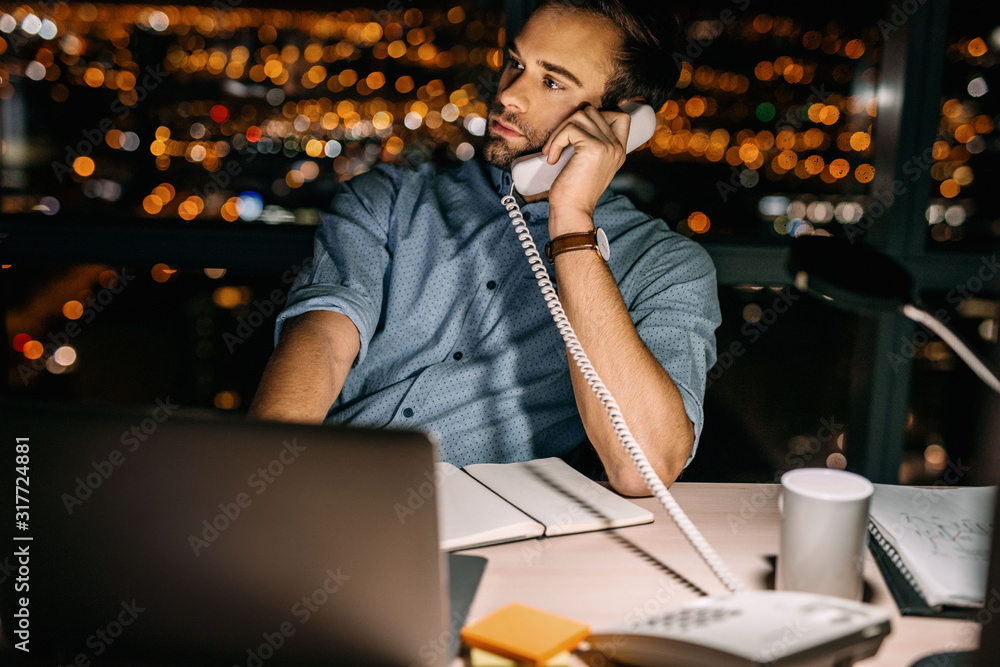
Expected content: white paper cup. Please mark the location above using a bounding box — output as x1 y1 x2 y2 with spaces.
776 468 874 600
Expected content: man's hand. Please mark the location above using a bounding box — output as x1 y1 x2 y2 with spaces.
543 105 632 237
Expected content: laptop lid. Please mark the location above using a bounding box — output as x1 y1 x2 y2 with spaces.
0 401 449 666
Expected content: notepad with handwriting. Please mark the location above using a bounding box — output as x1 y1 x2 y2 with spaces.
436 457 654 551
868 484 996 610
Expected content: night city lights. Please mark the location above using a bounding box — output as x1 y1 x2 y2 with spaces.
1 1 998 487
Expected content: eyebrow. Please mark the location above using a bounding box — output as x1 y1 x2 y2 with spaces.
509 40 583 88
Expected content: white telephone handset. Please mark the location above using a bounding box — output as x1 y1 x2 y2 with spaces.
510 102 658 197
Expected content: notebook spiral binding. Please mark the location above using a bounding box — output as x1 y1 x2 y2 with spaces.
867 519 927 603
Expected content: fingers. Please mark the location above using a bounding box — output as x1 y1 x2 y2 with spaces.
543 106 630 165
594 106 632 150
543 106 614 159
583 105 629 148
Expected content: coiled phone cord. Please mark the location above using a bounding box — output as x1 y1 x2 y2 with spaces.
502 188 746 594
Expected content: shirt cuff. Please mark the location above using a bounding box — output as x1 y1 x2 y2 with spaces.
274 285 378 365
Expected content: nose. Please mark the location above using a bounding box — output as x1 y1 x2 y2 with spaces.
497 71 529 115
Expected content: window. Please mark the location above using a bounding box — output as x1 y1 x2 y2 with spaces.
3 1 996 484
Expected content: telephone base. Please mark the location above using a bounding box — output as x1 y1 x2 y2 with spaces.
588 590 891 667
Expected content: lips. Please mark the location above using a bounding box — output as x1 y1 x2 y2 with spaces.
491 118 525 139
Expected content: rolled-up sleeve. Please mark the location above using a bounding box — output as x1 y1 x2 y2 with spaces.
274 165 399 365
625 236 721 467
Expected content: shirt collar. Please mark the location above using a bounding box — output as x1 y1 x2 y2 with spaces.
488 163 512 196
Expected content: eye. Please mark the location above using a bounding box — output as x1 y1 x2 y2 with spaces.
506 53 524 72
543 78 564 91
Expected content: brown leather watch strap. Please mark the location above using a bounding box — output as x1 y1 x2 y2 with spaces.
545 231 599 264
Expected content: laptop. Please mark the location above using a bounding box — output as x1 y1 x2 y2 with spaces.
0 401 480 666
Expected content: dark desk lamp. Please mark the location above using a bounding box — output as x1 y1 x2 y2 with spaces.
788 236 999 667
788 236 1000 393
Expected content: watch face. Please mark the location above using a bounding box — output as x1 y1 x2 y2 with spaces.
595 228 610 262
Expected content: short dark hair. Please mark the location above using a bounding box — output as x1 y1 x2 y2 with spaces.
537 0 681 111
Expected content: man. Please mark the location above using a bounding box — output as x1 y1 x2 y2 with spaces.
249 0 721 496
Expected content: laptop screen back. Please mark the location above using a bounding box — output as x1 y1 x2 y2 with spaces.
0 402 448 666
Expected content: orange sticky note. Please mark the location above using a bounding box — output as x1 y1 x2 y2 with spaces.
460 602 590 666
470 648 571 667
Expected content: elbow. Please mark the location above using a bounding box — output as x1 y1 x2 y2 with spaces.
608 462 683 497
606 431 694 497
608 471 657 497
247 398 325 426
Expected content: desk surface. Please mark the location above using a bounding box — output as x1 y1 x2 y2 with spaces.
456 483 979 666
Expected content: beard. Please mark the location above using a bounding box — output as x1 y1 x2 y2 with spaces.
482 99 548 171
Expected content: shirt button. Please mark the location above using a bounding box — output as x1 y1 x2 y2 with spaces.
403 408 414 418
523 211 532 221
487 280 497 290
453 352 463 361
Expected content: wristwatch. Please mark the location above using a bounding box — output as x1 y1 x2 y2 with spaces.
545 228 611 264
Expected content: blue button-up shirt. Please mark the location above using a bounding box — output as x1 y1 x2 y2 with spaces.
276 158 720 468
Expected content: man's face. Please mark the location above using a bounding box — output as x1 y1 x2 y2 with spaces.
483 7 621 171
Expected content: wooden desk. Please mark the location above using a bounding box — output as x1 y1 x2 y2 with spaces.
457 483 979 666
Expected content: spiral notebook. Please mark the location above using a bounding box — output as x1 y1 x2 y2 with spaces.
867 484 996 619
434 457 654 551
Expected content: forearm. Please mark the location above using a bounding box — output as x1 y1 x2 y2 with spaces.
552 247 694 496
248 311 360 424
